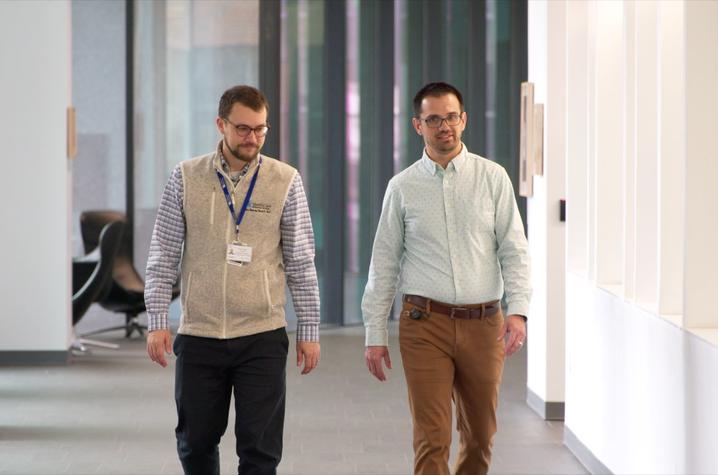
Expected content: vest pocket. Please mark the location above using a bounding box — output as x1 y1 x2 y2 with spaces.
182 272 193 324
209 191 216 226
263 269 272 315
225 265 273 318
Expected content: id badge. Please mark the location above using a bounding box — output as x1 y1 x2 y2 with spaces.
227 241 252 266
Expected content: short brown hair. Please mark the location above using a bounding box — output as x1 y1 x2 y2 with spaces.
412 82 464 117
218 85 269 119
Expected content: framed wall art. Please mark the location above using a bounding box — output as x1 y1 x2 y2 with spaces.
534 103 544 176
519 82 534 197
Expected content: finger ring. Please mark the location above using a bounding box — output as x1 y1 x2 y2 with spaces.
519 341 524 346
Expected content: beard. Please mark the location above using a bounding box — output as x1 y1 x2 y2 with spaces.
224 138 260 163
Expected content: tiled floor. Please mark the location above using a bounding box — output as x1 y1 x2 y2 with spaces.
0 323 587 475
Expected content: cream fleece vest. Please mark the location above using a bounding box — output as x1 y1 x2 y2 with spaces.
178 149 297 339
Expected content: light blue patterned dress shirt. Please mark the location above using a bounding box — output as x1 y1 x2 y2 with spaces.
362 144 531 346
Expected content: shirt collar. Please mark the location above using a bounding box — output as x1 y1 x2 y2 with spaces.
420 143 467 175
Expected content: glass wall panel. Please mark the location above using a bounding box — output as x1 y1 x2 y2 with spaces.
343 0 396 325
344 0 525 325
129 0 526 329
487 1 513 170
345 0 362 324
280 0 331 326
71 0 127 334
486 0 525 222
134 0 259 324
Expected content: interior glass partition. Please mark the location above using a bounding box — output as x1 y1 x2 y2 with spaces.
343 0 526 325
129 0 527 329
486 0 527 221
134 0 260 325
71 0 127 334
279 0 329 327
344 0 362 325
342 0 396 325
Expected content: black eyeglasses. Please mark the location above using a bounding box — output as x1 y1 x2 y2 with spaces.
420 113 463 128
224 118 270 138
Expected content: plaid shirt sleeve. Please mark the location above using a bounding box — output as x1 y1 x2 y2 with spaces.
281 173 321 342
144 165 185 332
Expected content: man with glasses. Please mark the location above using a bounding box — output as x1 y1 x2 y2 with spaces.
145 85 321 475
362 82 531 475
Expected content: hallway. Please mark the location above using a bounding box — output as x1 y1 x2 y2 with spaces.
0 324 586 474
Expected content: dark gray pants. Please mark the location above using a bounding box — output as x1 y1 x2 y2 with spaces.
173 328 288 475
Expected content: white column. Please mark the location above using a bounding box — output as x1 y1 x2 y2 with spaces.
0 1 72 361
657 1 685 320
684 0 718 331
544 0 567 411
565 0 589 276
526 0 567 419
586 1 598 284
622 0 636 301
527 0 548 410
633 0 659 313
594 0 624 290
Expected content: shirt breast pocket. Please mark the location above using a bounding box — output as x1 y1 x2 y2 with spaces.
476 206 495 233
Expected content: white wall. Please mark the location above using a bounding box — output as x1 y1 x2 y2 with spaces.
565 274 688 473
526 0 567 410
683 0 718 332
0 1 72 355
528 0 718 472
566 274 718 474
657 1 685 318
593 1 624 289
633 0 660 313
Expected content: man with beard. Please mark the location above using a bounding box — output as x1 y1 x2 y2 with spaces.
362 82 531 475
144 85 321 475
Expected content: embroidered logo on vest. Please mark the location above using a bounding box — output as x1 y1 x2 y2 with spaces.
247 202 272 214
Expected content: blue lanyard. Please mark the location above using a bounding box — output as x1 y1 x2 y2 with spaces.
216 157 262 238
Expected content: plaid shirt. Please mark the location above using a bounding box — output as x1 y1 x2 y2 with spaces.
144 155 320 342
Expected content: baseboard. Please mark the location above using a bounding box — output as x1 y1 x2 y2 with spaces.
526 387 565 420
0 350 69 365
564 427 613 475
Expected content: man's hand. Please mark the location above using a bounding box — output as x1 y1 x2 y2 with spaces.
365 346 392 382
498 315 526 357
147 329 172 367
297 341 320 375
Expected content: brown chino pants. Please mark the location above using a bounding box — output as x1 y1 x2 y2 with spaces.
399 297 505 475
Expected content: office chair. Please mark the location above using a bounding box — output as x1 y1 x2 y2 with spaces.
72 220 125 351
79 210 180 338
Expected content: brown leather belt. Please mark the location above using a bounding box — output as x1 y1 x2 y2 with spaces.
403 294 500 320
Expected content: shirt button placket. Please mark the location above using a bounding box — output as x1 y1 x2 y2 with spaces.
444 171 461 300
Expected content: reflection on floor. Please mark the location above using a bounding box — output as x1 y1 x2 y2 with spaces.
0 323 587 475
